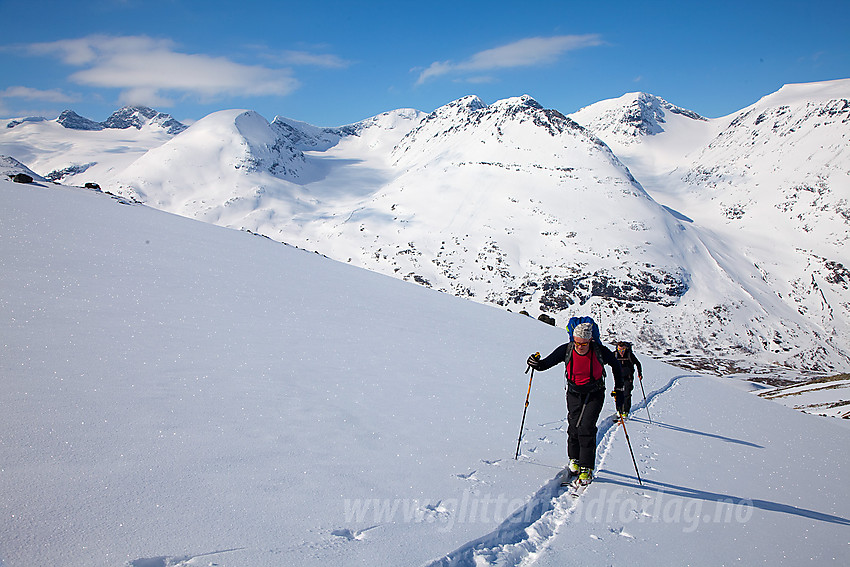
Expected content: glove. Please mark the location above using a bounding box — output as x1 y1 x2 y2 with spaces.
527 352 541 369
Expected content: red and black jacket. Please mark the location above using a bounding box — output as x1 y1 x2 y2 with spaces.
535 341 624 394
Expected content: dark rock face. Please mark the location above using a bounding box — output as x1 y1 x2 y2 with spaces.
104 106 188 135
57 110 104 131
56 107 187 135
11 173 34 183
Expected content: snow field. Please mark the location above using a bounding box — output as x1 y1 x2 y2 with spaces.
1 179 848 567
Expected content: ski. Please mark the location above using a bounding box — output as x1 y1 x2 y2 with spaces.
559 468 592 497
568 478 592 497
559 468 578 487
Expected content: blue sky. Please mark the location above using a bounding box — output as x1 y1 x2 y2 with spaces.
1 0 848 126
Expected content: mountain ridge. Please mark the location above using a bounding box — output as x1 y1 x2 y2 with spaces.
14 105 190 135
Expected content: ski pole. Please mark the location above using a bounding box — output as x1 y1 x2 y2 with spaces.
619 414 643 486
515 354 539 459
576 392 589 428
638 375 652 423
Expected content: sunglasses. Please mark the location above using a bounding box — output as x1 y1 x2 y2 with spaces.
574 340 590 347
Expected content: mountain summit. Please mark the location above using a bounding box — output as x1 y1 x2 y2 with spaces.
55 106 187 135
570 92 707 143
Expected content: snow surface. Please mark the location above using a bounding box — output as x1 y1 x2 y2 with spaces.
2 179 848 567
758 375 850 419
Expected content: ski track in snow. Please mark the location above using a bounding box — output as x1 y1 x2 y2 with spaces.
423 374 690 567
127 548 245 567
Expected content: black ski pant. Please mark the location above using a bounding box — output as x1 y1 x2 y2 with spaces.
566 387 605 469
615 376 635 414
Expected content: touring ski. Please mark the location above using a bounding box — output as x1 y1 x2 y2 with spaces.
559 468 578 487
568 478 592 497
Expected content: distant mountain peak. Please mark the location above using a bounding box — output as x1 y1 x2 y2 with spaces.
104 106 188 135
56 110 104 131
5 116 48 129
55 106 187 135
570 92 706 142
490 94 543 110
612 92 706 135
406 94 584 142
421 95 487 123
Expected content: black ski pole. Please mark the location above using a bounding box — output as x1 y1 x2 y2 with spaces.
515 354 539 459
638 375 652 423
576 392 589 428
619 414 643 486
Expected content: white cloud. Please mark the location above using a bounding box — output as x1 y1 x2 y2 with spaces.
275 50 350 68
416 35 603 85
0 86 78 103
27 36 175 65
463 76 497 85
23 35 300 107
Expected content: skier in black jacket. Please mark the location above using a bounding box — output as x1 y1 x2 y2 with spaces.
527 322 624 485
613 341 643 419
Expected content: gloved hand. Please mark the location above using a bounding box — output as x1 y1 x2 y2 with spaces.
526 352 541 369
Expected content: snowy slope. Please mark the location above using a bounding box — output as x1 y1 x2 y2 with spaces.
1 155 49 183
757 374 850 418
110 109 311 223
1 179 848 567
109 107 426 228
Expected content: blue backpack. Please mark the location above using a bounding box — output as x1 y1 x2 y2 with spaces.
566 316 601 343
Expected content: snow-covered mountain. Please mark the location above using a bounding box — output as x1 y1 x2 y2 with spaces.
2 177 849 567
1 81 848 376
1 106 185 185
569 91 708 142
570 80 850 376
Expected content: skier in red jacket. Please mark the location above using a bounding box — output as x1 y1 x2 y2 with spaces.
527 322 623 485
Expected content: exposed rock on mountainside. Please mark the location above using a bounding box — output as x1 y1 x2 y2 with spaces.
103 106 187 135
56 106 187 135
0 155 46 182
